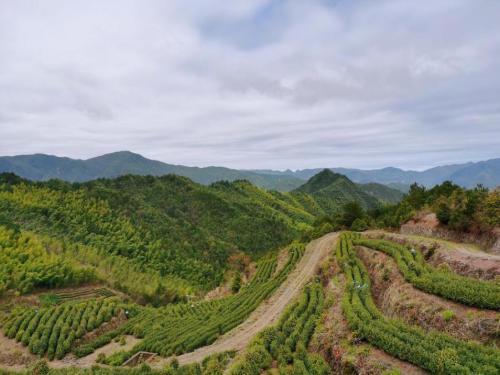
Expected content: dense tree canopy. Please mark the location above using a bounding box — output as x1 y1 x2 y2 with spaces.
370 181 499 233
0 226 94 296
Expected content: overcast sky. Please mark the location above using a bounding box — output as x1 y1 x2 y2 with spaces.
1 0 499 170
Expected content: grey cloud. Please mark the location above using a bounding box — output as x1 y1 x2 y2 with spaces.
0 0 499 170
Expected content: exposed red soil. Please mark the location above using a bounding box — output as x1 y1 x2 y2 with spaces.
205 253 257 301
405 212 440 228
77 311 128 345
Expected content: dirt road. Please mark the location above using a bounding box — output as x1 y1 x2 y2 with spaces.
152 232 338 367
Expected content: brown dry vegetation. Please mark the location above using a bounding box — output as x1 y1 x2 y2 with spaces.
205 253 257 301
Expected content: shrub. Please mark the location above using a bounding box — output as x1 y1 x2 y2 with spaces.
441 310 455 322
31 360 49 375
351 218 368 232
170 357 179 370
231 272 242 293
382 369 402 375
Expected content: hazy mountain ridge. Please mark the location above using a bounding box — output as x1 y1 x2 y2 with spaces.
254 158 500 192
273 159 499 189
1 151 497 191
0 151 304 191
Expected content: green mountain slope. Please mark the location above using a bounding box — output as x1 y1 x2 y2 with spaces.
292 169 347 194
292 169 391 215
358 182 404 204
0 173 314 298
0 169 394 303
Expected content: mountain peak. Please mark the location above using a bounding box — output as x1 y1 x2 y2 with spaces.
88 150 145 161
294 169 350 194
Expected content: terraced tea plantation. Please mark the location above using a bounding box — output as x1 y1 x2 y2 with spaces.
229 282 329 374
1 298 120 360
336 233 500 374
1 228 499 375
75 242 306 364
354 237 500 310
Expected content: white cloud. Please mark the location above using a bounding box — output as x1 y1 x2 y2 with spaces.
0 0 499 170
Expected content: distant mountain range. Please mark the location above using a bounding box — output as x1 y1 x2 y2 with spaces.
0 151 303 191
0 151 498 192
254 158 500 190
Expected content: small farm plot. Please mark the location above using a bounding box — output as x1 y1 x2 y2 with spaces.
1 297 120 360
39 287 116 306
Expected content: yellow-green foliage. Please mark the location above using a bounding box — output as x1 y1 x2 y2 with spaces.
441 310 455 322
0 224 192 304
0 226 94 296
0 174 318 294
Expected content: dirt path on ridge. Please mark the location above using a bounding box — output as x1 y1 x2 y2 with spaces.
151 232 338 368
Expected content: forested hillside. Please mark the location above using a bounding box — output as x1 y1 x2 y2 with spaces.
292 169 381 215
0 170 393 303
0 173 315 298
358 182 404 204
1 171 499 374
